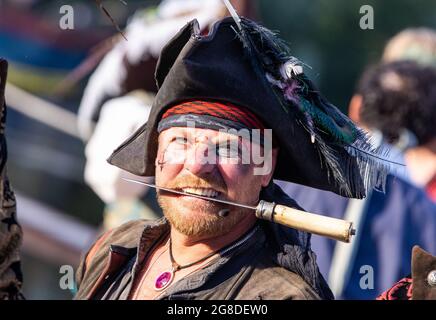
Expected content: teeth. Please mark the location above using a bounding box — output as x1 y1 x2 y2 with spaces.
182 188 219 198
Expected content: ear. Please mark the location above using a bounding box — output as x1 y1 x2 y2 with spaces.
260 147 279 187
348 94 363 124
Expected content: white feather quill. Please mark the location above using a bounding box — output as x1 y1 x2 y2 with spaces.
222 0 242 30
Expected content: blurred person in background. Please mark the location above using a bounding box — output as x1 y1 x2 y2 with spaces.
371 28 436 300
278 60 436 299
383 28 436 68
79 0 257 230
349 60 436 202
379 27 436 201
0 59 23 300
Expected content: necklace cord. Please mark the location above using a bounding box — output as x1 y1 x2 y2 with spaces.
168 225 260 271
169 238 221 270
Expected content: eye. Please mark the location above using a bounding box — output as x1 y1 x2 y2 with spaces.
165 136 189 152
173 136 189 145
162 136 189 163
216 143 240 158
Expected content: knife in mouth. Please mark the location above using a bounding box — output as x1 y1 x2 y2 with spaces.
123 178 355 243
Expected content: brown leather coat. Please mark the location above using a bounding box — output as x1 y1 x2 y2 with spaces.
75 218 327 300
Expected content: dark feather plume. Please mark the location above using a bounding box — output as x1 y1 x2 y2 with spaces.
222 2 398 197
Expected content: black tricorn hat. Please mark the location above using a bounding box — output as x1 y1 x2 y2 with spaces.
108 17 390 199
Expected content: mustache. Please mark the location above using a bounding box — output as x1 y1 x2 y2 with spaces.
161 174 227 194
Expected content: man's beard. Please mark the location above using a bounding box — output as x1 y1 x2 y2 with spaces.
157 174 252 238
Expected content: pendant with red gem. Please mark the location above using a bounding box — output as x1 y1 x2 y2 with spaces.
154 269 175 291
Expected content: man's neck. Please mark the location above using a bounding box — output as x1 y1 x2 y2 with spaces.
169 213 258 266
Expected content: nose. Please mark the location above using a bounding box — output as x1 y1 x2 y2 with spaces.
183 141 216 175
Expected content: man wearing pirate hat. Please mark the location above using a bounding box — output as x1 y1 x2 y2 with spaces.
75 13 390 300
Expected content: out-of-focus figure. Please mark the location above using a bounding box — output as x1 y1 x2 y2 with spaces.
0 59 24 300
78 0 230 141
278 60 436 299
371 28 436 300
382 28 436 68
83 91 157 230
349 61 436 201
379 28 436 201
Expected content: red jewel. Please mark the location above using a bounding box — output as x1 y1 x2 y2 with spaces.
154 271 174 291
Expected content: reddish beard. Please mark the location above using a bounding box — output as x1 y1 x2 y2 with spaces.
156 173 251 238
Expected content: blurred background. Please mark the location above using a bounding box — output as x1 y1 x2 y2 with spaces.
1 0 435 299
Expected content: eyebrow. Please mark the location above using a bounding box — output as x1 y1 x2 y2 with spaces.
166 132 245 147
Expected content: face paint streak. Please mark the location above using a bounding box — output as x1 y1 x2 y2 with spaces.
157 146 169 171
157 160 165 171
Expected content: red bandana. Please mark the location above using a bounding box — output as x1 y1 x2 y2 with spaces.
160 100 266 130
